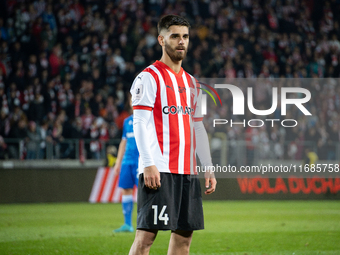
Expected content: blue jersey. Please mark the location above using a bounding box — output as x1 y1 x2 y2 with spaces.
122 115 139 165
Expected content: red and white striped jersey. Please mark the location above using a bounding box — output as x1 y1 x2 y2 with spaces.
131 61 203 175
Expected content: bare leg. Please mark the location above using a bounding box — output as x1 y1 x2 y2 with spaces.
167 230 193 255
122 188 133 196
129 229 158 255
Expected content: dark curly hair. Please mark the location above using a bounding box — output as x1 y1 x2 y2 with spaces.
157 15 190 34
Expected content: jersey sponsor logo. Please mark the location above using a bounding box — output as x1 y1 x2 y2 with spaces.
162 105 194 115
126 132 135 138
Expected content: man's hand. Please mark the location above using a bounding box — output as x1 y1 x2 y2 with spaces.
204 171 217 195
144 165 161 190
113 164 121 176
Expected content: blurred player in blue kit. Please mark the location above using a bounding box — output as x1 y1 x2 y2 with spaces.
113 106 139 233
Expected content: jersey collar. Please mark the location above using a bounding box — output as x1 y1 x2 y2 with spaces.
155 60 184 77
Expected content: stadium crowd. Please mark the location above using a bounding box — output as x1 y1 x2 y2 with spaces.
0 0 339 161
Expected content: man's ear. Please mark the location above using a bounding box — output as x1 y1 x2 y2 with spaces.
158 35 164 46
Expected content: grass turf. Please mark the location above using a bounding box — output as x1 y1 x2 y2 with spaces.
0 201 339 255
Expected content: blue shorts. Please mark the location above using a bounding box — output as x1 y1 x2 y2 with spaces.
118 162 139 189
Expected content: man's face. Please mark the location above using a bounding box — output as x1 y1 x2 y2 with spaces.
161 25 189 62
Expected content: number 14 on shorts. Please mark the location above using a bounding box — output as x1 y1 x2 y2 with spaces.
152 205 169 225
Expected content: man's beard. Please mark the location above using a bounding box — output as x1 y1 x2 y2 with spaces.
165 41 187 62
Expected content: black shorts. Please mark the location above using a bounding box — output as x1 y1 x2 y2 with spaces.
136 172 204 231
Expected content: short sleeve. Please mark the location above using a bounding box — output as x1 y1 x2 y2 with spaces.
130 72 157 111
121 118 128 140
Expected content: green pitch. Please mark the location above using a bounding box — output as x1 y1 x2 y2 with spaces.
0 201 339 255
